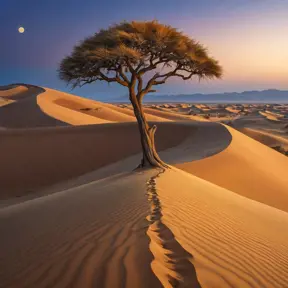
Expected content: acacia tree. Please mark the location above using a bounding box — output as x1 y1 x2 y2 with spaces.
59 21 222 169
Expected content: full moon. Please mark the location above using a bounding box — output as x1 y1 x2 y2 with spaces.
18 27 25 33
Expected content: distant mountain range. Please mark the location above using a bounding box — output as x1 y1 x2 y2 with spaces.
109 89 288 104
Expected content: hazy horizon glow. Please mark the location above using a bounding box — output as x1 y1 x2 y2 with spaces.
0 0 288 99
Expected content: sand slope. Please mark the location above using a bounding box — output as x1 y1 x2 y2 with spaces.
0 122 190 199
0 85 29 98
0 171 162 288
38 88 136 124
156 168 288 287
0 86 68 128
240 127 288 149
1 166 288 288
176 125 288 213
0 85 174 127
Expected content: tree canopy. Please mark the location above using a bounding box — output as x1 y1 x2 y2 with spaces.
59 20 222 100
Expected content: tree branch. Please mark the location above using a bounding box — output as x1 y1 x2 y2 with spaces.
136 64 199 100
136 75 143 95
99 71 129 87
116 66 130 84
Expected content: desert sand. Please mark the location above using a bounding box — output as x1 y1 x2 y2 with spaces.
0 84 288 288
240 127 288 150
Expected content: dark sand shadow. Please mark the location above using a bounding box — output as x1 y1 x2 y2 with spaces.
0 84 68 128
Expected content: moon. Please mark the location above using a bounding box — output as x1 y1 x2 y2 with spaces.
18 27 25 33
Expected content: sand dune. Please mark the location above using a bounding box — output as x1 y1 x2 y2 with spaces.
241 127 288 149
0 85 28 98
176 125 288 212
156 168 288 287
1 166 288 287
125 105 200 121
0 97 14 107
143 107 194 121
0 85 171 127
0 86 68 128
0 171 163 288
259 111 281 122
0 122 190 199
107 104 170 122
0 85 129 127
225 106 241 114
1 84 288 287
39 88 136 124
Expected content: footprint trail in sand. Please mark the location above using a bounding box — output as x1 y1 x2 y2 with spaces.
146 170 202 288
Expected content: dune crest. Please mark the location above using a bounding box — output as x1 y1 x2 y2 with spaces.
240 127 288 150
0 85 28 98
176 125 288 212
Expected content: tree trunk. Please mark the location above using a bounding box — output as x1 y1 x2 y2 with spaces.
129 93 168 169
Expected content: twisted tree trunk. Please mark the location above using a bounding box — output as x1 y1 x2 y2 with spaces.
130 93 168 169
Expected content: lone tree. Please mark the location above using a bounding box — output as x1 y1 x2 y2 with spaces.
59 21 222 168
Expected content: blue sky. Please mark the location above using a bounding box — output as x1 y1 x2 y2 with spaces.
1 0 288 100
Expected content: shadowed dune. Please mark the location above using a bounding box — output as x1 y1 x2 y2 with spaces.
0 171 163 288
0 122 191 199
0 85 68 128
0 85 29 99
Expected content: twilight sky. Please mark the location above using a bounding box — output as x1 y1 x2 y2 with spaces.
0 0 288 100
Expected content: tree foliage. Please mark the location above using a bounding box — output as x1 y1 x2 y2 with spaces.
59 20 223 100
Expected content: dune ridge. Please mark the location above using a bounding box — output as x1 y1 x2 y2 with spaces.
176 125 288 212
0 171 163 288
240 127 288 149
0 84 180 127
0 85 28 98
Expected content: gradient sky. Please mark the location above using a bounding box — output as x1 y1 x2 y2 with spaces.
1 0 288 100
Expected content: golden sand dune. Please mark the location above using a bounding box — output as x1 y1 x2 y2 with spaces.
0 85 28 98
109 104 170 122
225 106 241 114
264 110 285 119
0 86 68 128
1 84 288 287
142 107 205 122
176 125 288 212
38 88 136 125
259 111 279 121
0 85 172 127
155 168 288 287
241 127 288 150
0 97 14 108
